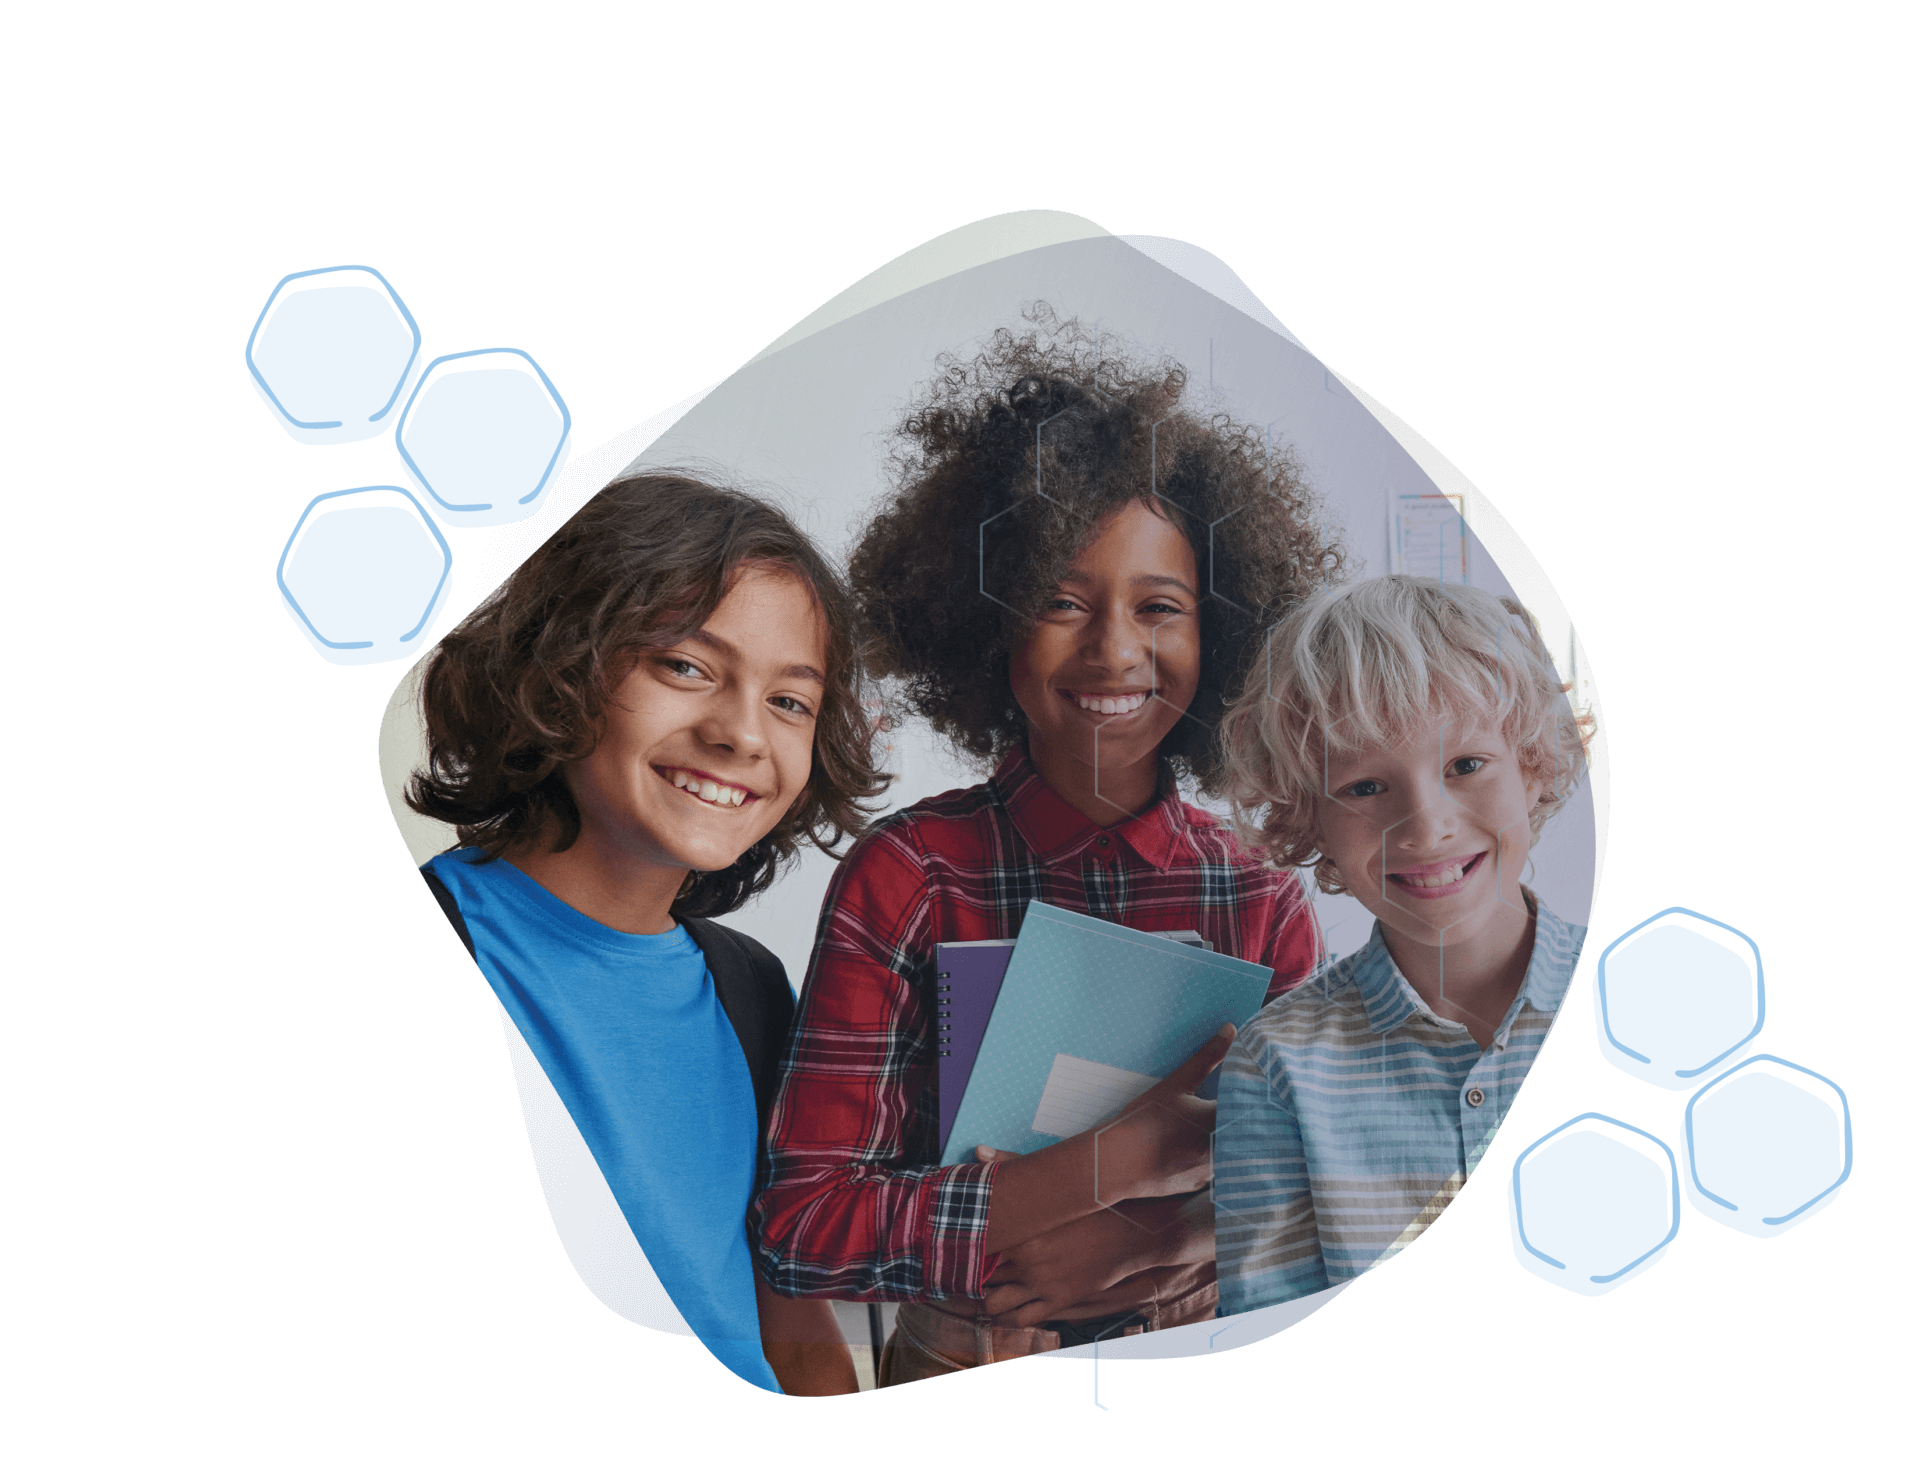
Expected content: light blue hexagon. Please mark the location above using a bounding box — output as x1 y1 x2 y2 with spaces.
1596 907 1764 1089
246 266 421 443
277 486 452 665
395 348 571 526
1685 1055 1852 1236
1511 1113 1679 1295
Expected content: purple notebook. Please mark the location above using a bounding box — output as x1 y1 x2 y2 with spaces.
935 929 1209 1159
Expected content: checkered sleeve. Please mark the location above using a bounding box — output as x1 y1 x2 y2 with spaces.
750 822 998 1302
1262 868 1323 997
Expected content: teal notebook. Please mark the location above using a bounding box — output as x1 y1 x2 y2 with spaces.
939 901 1274 1165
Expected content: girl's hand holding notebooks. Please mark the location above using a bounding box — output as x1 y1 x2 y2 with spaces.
1080 1022 1236 1200
978 1195 1214 1327
977 1023 1236 1259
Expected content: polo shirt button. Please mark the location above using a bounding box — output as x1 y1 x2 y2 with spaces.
1464 1086 1485 1108
1095 836 1112 849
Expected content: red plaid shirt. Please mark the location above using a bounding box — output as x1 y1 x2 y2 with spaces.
751 745 1321 1302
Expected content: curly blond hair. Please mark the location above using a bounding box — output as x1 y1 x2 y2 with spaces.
1222 575 1592 893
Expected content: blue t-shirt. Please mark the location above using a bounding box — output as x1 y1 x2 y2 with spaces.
428 848 779 1392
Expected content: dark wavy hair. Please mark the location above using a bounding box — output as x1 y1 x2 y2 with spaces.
850 306 1343 795
405 471 887 917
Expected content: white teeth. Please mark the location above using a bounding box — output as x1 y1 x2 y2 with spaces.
1075 692 1146 715
1402 862 1467 887
666 771 750 807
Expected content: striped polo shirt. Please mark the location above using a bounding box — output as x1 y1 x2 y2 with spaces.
1214 897 1584 1315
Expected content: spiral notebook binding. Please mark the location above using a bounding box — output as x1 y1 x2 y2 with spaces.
935 967 952 1057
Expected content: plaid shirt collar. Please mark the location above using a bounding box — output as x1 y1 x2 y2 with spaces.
988 743 1190 870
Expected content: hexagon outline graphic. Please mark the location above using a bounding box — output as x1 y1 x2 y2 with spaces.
1492 818 1532 916
393 345 564 439
1205 514 1249 613
1033 409 1075 507
1088 617 1200 823
976 500 1031 613
1204 427 1331 614
1250 654 1446 905
1206 1108 1261 1240
1589 902 1766 1090
245 264 422 430
389 343 568 529
274 485 453 664
1674 1052 1850 1236
1145 415 1211 540
395 347 572 514
1505 1113 1674 1297
247 263 424 364
247 264 424 445
1511 1112 1680 1284
1597 909 1758 1021
1684 1053 1853 1226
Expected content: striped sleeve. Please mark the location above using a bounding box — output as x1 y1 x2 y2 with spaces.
1213 1028 1327 1315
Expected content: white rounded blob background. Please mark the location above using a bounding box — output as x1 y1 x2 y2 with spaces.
374 208 1605 998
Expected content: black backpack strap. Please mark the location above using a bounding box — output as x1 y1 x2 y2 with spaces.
680 915 797 1133
421 864 477 961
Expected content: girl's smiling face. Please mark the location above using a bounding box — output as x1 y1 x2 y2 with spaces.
1007 500 1200 814
1315 713 1545 950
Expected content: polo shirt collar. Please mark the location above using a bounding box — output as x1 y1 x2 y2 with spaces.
990 744 1188 870
1354 892 1575 1036
1514 897 1575 1017
1353 926 1423 1035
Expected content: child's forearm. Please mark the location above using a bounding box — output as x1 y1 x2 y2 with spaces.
980 1132 1209 1253
980 1135 1109 1253
755 1280 859 1396
1155 1192 1218 1268
979 1195 1216 1325
761 1336 859 1397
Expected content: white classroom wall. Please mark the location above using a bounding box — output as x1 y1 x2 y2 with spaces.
374 214 1605 990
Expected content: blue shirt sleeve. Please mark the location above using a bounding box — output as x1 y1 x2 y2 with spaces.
1213 1023 1329 1315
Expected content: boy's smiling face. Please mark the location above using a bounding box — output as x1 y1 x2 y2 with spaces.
563 563 828 881
1315 714 1544 950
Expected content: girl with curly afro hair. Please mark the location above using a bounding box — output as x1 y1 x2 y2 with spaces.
753 310 1344 1384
